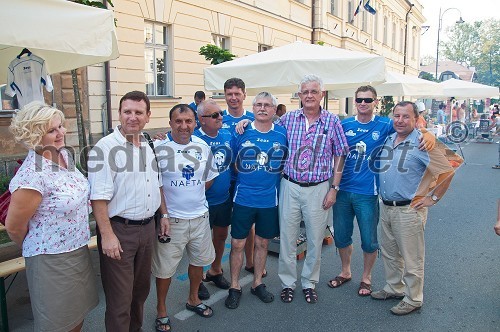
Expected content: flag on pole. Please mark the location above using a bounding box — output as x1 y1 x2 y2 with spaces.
364 0 377 15
350 0 363 24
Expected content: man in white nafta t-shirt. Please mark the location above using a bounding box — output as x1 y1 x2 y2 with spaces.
152 104 218 329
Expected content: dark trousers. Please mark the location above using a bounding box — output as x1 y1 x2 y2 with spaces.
97 220 155 332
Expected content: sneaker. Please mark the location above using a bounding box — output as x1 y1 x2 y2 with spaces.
371 289 404 300
390 300 421 316
198 282 210 300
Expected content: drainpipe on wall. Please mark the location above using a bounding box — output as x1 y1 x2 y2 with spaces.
311 0 316 44
403 1 414 74
104 0 113 134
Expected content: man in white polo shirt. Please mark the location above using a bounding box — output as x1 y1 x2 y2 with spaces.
152 104 217 331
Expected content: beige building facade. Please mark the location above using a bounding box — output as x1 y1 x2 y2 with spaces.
0 0 427 167
86 0 425 141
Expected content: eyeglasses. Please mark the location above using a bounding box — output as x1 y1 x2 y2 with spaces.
355 98 375 103
253 103 275 109
299 90 320 96
201 111 223 119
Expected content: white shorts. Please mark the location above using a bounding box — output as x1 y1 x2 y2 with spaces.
152 212 215 278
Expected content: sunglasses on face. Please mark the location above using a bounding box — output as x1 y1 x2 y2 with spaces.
201 111 223 119
355 98 375 104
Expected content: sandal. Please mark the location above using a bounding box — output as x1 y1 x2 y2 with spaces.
185 302 213 318
225 288 242 309
203 272 230 289
155 316 171 332
244 266 267 278
280 288 294 303
251 284 274 303
302 288 318 304
198 282 210 300
327 275 352 288
358 282 372 296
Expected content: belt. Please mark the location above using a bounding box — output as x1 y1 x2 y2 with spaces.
382 200 412 207
283 174 327 187
110 215 154 225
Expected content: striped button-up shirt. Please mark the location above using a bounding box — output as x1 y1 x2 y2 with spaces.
278 108 348 183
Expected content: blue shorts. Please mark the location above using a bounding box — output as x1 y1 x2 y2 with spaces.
230 203 279 240
332 190 379 253
208 198 232 228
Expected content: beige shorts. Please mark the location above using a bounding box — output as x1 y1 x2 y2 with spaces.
152 211 215 278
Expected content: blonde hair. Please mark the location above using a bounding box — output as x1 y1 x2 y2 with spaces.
9 102 65 150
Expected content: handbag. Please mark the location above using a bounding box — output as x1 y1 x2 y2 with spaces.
0 160 24 225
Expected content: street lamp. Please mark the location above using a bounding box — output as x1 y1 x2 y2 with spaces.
435 7 464 81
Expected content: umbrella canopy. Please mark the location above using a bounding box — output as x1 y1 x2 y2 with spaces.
204 41 386 94
438 78 499 98
331 71 444 98
0 0 119 84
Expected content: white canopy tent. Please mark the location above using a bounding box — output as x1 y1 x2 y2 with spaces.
330 71 444 98
204 41 386 95
0 0 119 84
438 78 499 98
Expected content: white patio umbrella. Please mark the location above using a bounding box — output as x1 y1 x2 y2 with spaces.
439 78 499 98
0 0 119 84
204 41 386 94
331 71 444 98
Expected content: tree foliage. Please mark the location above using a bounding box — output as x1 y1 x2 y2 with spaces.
72 0 114 9
419 72 438 82
199 44 236 65
441 18 499 87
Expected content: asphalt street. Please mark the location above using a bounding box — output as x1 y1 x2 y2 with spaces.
5 139 500 332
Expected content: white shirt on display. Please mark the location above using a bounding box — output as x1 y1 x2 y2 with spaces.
6 53 53 108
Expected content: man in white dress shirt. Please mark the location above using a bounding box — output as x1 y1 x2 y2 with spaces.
88 91 168 331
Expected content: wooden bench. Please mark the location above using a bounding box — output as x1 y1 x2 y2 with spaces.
0 236 98 332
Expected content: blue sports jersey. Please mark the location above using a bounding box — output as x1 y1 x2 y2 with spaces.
232 123 288 208
340 115 394 195
222 110 255 182
193 128 232 205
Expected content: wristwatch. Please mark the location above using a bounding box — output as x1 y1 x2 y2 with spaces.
331 185 340 191
430 195 439 203
161 213 170 219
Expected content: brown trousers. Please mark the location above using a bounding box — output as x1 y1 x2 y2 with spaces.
97 220 155 332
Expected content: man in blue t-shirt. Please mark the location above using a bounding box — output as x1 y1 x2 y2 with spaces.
329 86 436 297
194 100 232 291
221 78 260 277
224 92 287 310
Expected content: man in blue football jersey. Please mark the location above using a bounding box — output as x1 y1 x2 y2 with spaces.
222 78 263 277
225 92 287 309
328 86 435 297
194 100 233 290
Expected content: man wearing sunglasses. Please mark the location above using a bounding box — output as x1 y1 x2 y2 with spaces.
194 100 233 292
328 86 435 298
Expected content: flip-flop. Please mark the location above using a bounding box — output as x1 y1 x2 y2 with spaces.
327 276 352 288
185 302 213 318
155 316 171 331
358 282 372 296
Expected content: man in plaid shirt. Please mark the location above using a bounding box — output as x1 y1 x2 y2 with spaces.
276 74 348 304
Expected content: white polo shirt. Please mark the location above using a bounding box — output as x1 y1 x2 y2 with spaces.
88 126 162 219
154 134 218 219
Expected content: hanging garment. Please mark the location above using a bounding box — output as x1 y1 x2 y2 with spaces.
6 53 53 109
